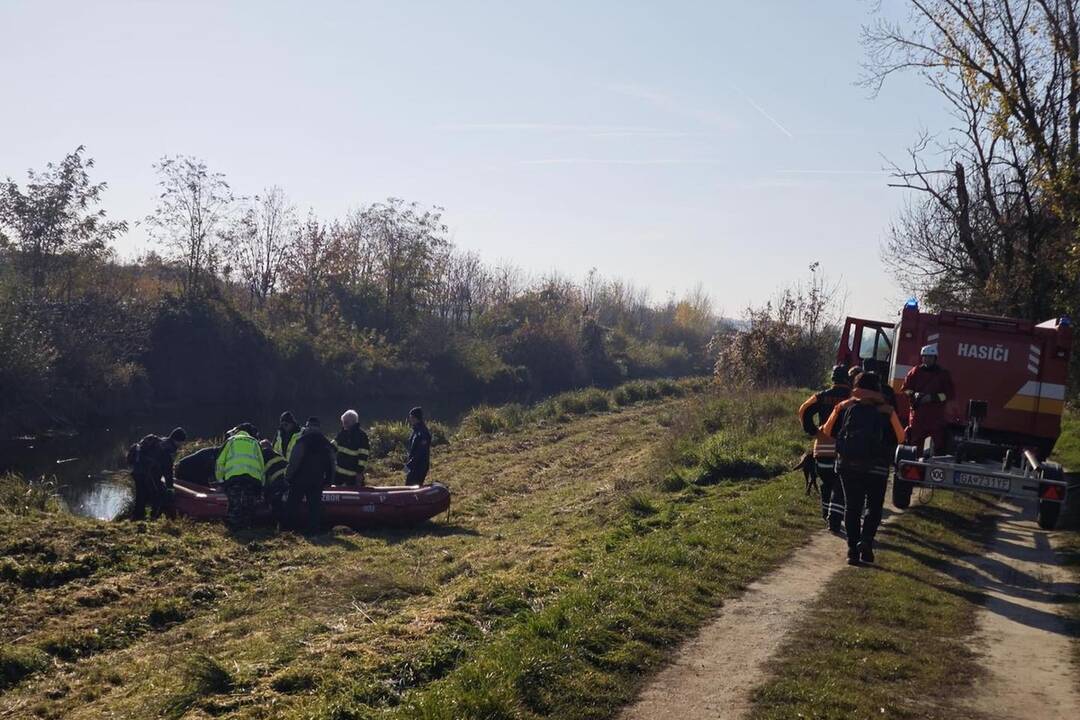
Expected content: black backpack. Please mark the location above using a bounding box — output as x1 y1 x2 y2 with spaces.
127 435 162 468
836 403 887 466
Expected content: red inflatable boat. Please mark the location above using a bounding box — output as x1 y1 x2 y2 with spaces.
170 480 451 529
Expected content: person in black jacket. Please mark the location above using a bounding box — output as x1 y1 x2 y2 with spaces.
822 373 905 565
333 409 371 486
260 439 289 523
284 417 335 535
797 365 852 534
404 407 432 486
128 427 187 520
174 446 221 487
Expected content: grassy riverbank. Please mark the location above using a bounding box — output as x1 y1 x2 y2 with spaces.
0 381 824 719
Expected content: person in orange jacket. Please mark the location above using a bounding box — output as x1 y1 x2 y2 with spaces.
797 365 852 534
901 344 954 452
823 372 905 565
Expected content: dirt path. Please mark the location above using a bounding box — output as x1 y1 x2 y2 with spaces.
957 502 1080 720
622 497 1080 720
619 528 849 720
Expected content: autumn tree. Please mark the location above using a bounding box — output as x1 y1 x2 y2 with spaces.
147 155 233 299
228 186 296 306
864 0 1080 318
711 264 841 388
283 212 343 332
0 146 126 296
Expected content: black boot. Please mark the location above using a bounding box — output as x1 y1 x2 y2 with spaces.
847 546 861 566
859 540 875 563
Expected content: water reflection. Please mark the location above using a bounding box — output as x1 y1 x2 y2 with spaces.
59 475 131 520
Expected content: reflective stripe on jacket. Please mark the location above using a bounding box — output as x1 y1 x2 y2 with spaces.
262 449 287 484
333 425 371 481
216 432 266 484
822 389 905 474
273 430 299 461
797 384 851 459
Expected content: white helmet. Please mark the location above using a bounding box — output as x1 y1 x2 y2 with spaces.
920 344 938 356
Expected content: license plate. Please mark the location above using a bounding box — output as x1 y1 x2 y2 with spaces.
954 472 1010 492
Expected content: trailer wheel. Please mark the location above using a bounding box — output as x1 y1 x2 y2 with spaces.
892 480 913 510
1037 501 1061 530
1037 462 1065 530
892 446 917 510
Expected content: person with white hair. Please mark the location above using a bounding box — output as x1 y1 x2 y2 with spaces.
332 409 371 486
900 343 954 452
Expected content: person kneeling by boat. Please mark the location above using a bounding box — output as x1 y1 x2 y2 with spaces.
333 409 370 486
216 424 265 530
175 445 222 487
285 417 335 535
260 439 289 523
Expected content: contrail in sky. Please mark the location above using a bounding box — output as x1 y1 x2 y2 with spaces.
731 82 793 139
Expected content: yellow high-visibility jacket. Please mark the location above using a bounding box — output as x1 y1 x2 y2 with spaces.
215 432 266 484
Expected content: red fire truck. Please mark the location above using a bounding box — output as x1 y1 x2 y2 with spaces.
837 300 1073 529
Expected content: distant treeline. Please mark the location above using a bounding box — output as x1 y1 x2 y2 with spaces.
0 149 718 435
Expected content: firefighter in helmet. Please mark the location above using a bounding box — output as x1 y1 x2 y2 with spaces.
901 344 954 452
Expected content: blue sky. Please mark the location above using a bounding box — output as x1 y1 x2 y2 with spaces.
0 1 946 319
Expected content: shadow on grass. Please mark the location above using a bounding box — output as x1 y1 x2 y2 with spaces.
215 517 479 547
366 521 481 545
877 501 1080 638
876 551 1079 637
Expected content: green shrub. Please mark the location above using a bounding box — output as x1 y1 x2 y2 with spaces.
429 422 450 447
369 420 449 458
164 653 236 719
0 556 97 589
498 403 527 429
526 399 561 424
0 472 60 515
146 597 187 628
624 492 658 516
659 473 688 492
0 645 49 690
612 386 634 406
557 388 611 415
270 667 317 693
655 378 680 396
369 421 412 459
460 406 510 435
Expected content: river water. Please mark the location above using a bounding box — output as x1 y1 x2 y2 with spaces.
1 395 478 521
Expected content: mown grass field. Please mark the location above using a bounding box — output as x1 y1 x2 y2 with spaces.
1 380 824 720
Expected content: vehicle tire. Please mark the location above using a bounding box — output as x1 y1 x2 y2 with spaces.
1037 500 1061 530
892 446 917 510
892 479 913 510
1037 462 1065 530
